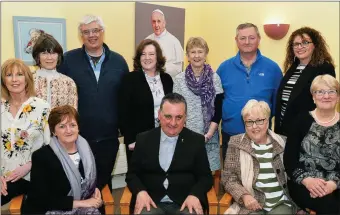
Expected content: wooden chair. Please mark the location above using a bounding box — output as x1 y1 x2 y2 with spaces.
213 170 221 194
219 193 233 214
120 186 218 214
9 184 114 215
306 208 316 215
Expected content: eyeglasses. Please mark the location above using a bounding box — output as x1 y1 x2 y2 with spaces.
244 118 266 127
81 28 103 36
313 89 338 97
292 40 313 49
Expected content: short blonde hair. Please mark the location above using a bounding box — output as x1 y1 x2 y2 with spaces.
186 37 209 54
310 74 340 94
241 99 271 120
1 59 36 101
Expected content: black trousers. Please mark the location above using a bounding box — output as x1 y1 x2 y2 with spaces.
88 138 119 192
221 131 231 164
288 180 340 214
125 143 133 166
1 178 29 206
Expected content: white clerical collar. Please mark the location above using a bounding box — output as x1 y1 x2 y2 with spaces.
160 128 178 142
154 29 168 39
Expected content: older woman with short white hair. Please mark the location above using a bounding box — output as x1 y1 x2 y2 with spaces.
284 74 340 214
222 100 295 214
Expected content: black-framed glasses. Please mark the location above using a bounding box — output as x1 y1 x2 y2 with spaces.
292 40 313 49
313 89 338 97
244 118 266 127
81 28 103 36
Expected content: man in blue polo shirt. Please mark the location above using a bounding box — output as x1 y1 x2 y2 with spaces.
217 23 282 161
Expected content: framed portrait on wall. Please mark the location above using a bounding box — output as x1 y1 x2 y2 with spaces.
13 16 66 65
135 2 185 49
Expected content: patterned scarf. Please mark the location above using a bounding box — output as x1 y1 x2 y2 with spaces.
185 64 216 133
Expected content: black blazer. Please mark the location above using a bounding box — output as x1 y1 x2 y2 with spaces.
21 145 86 214
119 70 173 146
274 62 335 136
126 127 213 211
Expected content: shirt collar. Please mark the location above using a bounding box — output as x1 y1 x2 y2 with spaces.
160 128 179 143
85 46 105 59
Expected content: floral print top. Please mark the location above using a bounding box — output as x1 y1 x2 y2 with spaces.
1 97 50 181
34 69 78 110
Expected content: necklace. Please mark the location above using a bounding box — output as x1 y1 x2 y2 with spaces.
313 109 337 124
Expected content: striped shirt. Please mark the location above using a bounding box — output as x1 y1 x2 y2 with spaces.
253 142 290 211
280 64 306 125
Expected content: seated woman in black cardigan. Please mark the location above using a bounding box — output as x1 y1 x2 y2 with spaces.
284 74 340 214
119 39 173 164
22 105 102 214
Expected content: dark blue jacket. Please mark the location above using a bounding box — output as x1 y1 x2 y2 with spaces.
58 43 129 142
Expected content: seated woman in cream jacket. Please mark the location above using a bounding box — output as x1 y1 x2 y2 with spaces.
222 100 296 214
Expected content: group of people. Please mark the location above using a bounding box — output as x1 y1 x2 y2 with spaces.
1 11 339 215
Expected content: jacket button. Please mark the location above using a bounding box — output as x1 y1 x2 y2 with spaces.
165 173 168 177
276 169 280 174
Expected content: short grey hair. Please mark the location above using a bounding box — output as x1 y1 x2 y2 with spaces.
241 99 270 120
78 15 105 34
236 23 260 37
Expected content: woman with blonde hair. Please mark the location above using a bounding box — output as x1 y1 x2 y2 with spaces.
1 59 50 205
222 100 295 214
173 37 223 172
284 74 340 214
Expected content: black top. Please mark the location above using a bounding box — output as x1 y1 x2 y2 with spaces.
274 62 336 136
22 145 86 214
284 112 340 187
126 127 213 211
118 70 173 145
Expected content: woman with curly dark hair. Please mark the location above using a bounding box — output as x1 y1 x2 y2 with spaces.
119 39 173 163
274 27 336 136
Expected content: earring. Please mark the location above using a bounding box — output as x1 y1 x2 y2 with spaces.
294 56 296 62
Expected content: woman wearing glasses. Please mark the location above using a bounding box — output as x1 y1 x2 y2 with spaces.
119 39 173 163
32 34 78 109
274 27 336 137
284 74 340 214
222 100 295 214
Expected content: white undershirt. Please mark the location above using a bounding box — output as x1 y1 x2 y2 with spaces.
68 151 81 169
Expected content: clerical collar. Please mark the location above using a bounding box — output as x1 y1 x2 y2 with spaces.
160 128 178 142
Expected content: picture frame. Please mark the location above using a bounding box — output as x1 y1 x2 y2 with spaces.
13 16 67 65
